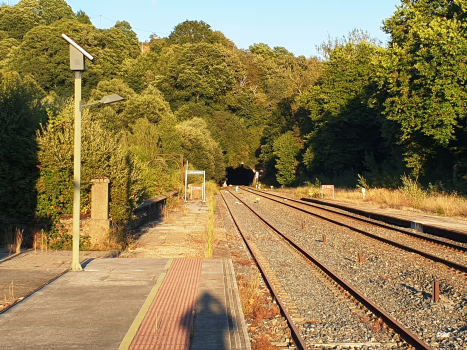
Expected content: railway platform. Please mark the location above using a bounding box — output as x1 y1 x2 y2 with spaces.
0 257 250 350
300 196 467 242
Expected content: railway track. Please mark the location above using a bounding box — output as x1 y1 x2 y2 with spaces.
242 187 467 250
242 186 467 273
222 190 438 350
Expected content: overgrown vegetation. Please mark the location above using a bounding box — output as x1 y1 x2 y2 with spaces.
2 0 467 245
286 177 467 218
205 181 219 258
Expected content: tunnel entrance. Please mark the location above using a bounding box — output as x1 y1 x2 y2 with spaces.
226 165 254 186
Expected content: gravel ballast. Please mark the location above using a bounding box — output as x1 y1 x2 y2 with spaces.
232 190 466 350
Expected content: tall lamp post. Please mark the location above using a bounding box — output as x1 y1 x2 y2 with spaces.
61 34 124 271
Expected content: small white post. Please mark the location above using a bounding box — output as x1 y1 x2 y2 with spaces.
203 171 206 202
185 160 188 202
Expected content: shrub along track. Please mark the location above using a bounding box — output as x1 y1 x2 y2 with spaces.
232 188 467 350
222 191 422 349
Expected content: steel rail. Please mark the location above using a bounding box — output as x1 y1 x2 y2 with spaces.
229 190 433 350
243 186 467 253
220 192 308 350
243 187 467 274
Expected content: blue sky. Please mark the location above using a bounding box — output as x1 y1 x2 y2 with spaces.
8 0 401 57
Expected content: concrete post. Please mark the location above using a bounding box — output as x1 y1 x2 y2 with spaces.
72 71 83 271
89 178 110 245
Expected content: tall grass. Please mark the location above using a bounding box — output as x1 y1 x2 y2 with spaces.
3 227 23 254
281 182 467 219
205 181 219 258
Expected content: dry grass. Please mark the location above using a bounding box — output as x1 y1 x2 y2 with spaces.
253 334 277 350
205 181 219 258
4 227 23 254
371 318 383 333
205 198 216 258
33 230 48 252
237 258 252 266
0 281 16 311
237 273 279 326
281 186 467 219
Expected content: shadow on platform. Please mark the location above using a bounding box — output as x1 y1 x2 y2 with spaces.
183 291 236 350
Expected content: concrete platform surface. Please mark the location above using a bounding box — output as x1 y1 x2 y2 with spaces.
0 258 250 350
0 258 169 350
191 259 251 350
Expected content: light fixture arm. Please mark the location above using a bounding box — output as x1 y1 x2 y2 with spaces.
81 101 101 108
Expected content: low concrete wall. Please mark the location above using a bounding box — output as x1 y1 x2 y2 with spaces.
130 190 178 229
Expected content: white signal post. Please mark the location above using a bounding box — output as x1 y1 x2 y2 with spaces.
184 160 206 202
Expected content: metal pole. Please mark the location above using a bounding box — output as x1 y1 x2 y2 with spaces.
203 171 206 202
185 161 188 202
72 71 83 271
180 154 183 199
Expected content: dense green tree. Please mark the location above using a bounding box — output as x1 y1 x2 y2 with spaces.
0 0 76 41
273 131 301 186
379 0 467 182
316 29 382 60
167 20 234 48
249 44 321 101
114 20 139 46
88 78 136 131
0 37 20 63
0 3 41 40
206 111 257 168
89 80 175 132
299 41 387 177
176 118 225 181
149 34 168 54
37 0 76 24
157 42 243 108
76 10 91 25
0 71 47 219
8 19 140 96
119 52 159 93
126 117 183 197
123 85 174 125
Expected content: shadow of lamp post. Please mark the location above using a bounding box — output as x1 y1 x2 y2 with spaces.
61 34 124 271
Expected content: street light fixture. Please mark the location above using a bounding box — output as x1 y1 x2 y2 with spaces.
82 94 125 107
61 33 124 271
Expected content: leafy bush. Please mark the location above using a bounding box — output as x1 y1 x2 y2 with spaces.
273 131 301 186
399 175 426 208
35 101 145 226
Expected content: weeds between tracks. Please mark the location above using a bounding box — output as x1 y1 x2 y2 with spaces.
205 181 219 258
